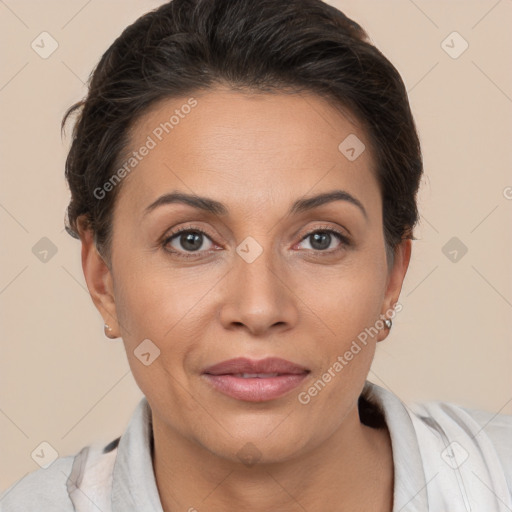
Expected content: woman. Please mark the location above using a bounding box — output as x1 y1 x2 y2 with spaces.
1 0 510 511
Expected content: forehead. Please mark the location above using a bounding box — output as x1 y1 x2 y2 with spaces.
114 88 379 219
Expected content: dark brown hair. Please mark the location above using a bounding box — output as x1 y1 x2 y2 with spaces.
62 0 423 266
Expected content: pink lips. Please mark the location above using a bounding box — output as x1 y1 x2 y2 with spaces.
202 357 310 402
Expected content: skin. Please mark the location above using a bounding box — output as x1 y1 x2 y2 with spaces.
79 88 411 512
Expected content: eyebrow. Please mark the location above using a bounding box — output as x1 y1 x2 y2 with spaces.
143 189 367 219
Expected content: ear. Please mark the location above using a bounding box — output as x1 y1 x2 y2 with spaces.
376 238 411 342
77 216 120 338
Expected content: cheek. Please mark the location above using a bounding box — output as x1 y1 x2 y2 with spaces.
332 276 386 340
113 264 205 413
112 255 222 383
294 256 387 346
113 246 208 336
296 264 387 417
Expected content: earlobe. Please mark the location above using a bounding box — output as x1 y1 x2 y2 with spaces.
77 218 119 337
377 238 412 342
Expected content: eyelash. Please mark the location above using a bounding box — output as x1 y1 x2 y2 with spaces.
162 224 351 259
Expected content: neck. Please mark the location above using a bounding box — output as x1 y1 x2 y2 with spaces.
151 403 394 512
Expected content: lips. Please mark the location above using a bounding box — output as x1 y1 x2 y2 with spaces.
202 357 310 376
202 357 310 402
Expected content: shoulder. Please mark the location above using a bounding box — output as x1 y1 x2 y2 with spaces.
0 455 75 512
412 399 512 451
458 404 512 488
0 437 120 512
410 399 512 490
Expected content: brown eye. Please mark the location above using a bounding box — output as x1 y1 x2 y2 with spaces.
297 228 350 253
162 226 216 258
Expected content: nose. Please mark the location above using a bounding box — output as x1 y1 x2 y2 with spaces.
218 239 299 337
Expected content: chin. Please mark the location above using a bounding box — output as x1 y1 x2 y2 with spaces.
196 421 311 466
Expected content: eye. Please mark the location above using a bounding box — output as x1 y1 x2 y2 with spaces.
162 225 217 259
162 224 351 259
296 226 350 254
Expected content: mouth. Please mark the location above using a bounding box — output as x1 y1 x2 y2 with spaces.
202 357 310 402
228 373 286 378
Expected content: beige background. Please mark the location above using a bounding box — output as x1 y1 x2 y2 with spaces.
1 0 511 493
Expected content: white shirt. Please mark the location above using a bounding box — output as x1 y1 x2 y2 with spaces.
1 380 511 511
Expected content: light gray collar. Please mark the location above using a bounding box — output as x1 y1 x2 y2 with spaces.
111 397 164 512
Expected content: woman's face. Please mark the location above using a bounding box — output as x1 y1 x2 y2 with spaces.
84 88 410 463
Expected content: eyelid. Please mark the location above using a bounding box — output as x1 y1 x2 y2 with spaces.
299 224 351 243
163 223 216 241
162 223 217 248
